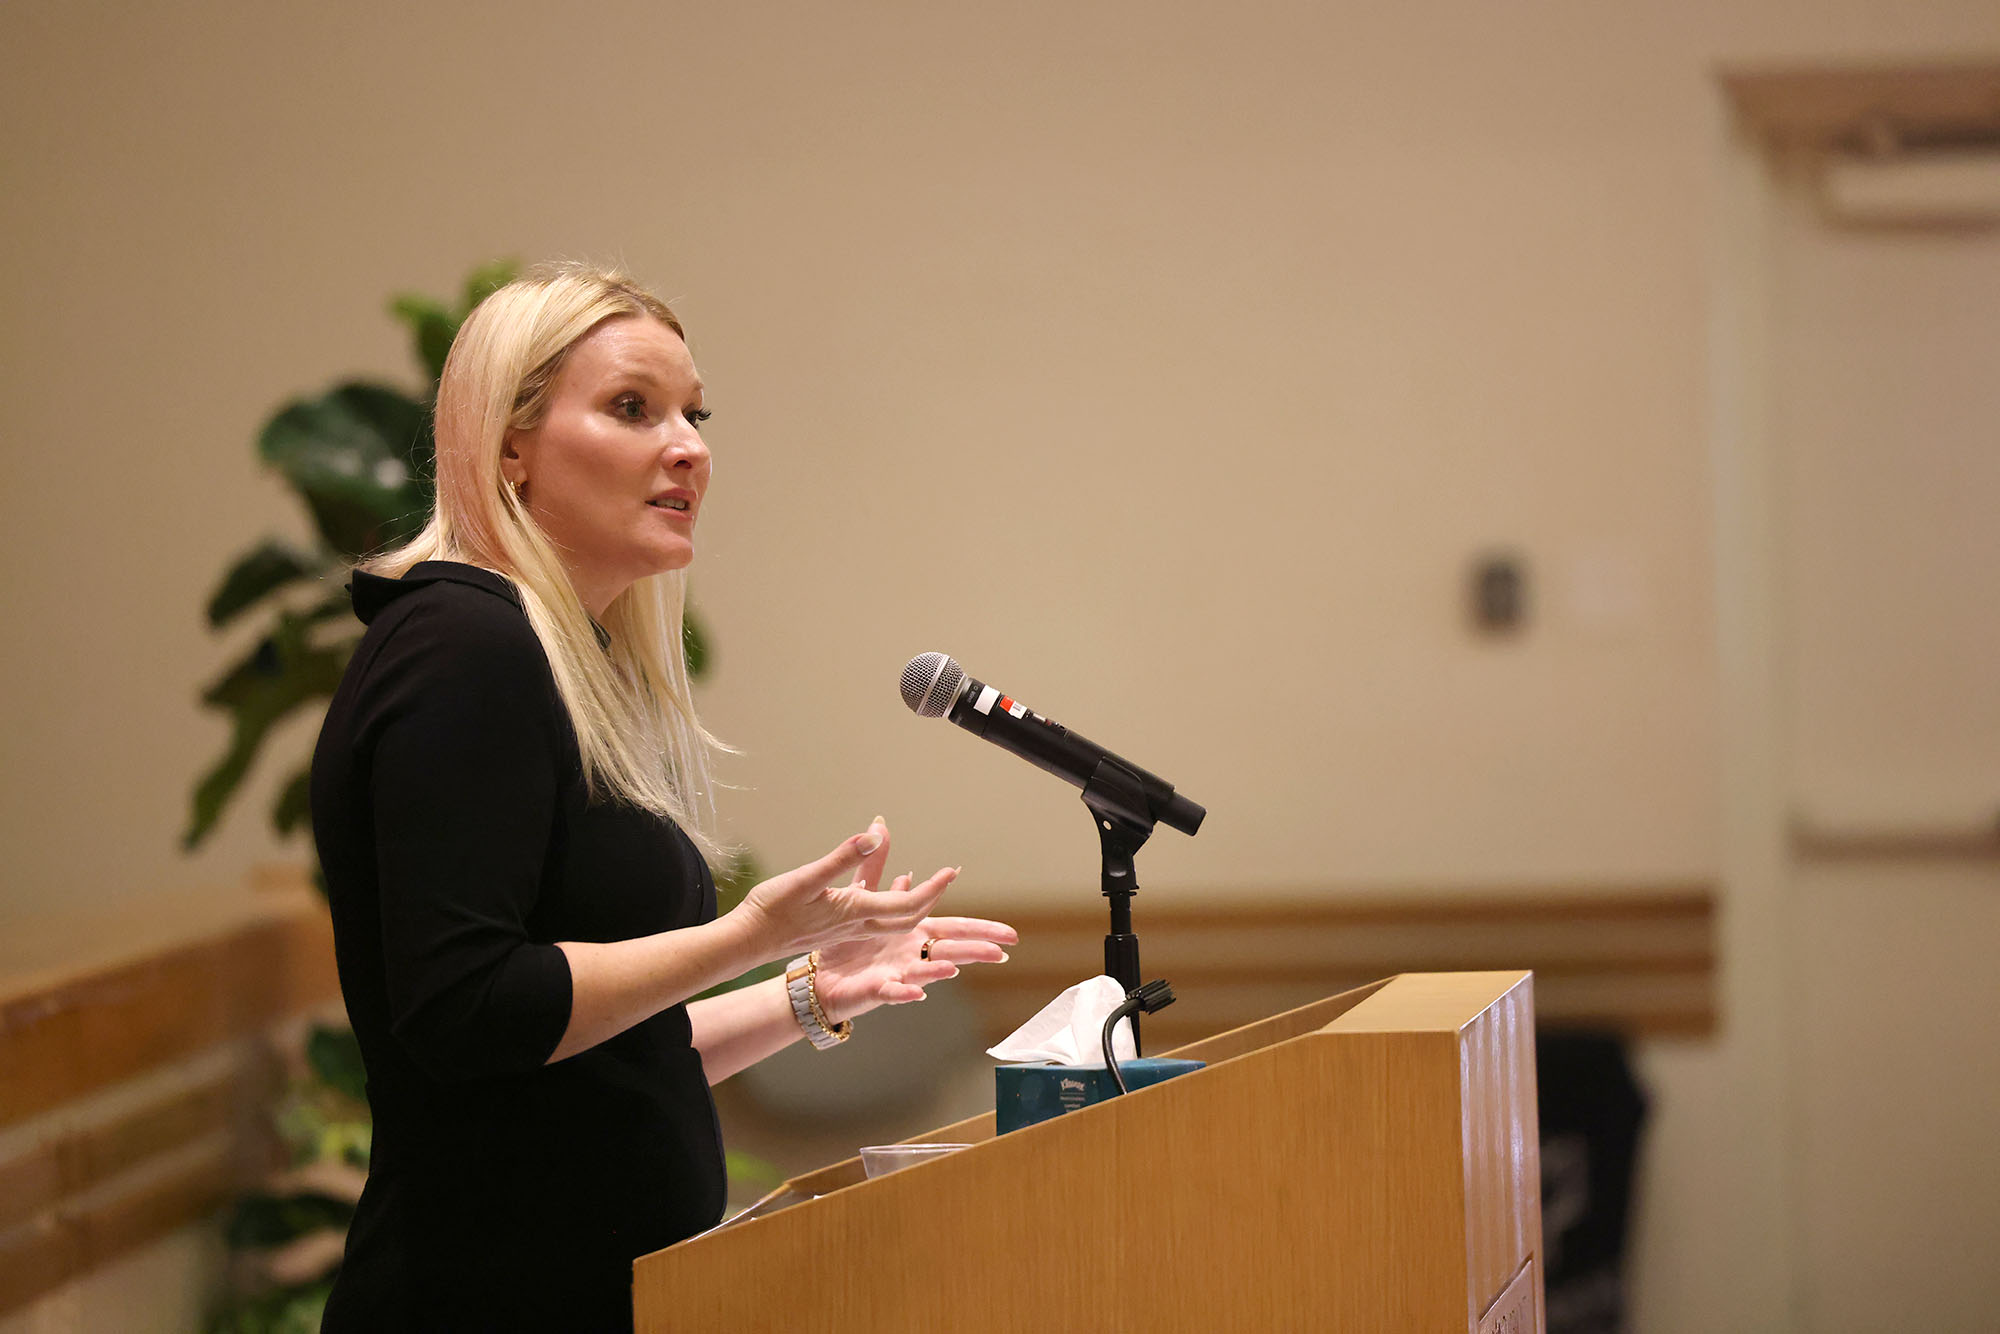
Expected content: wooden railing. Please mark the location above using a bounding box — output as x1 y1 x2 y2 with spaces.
0 882 340 1317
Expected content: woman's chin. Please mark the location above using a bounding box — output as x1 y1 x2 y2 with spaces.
639 540 696 577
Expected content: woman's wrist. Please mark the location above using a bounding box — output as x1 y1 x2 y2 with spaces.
714 898 789 970
810 962 879 1027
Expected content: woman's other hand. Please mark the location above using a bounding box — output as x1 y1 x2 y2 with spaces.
813 910 1018 1024
732 817 962 960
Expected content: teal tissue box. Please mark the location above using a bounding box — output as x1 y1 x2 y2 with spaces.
995 1059 1205 1133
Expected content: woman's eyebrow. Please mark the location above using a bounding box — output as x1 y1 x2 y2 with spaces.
606 362 701 396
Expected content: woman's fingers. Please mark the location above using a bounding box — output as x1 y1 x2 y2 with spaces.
849 815 892 891
914 939 1008 965
790 820 888 890
846 866 957 928
918 915 1019 946
907 913 1018 964
898 959 960 986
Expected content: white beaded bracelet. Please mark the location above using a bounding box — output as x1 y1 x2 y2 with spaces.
783 951 851 1050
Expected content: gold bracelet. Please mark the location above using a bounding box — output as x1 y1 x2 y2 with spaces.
805 950 853 1044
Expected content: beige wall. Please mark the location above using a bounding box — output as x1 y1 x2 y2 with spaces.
5 2 1991 905
6 2 1999 1330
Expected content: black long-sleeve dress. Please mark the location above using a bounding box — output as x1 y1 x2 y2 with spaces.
309 560 726 1333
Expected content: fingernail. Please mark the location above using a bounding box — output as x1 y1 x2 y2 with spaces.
998 951 1010 963
872 815 886 827
857 832 883 854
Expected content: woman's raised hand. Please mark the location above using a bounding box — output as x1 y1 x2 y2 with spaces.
732 817 961 961
812 911 1017 1024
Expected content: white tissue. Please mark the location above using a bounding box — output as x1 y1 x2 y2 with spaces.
985 975 1136 1067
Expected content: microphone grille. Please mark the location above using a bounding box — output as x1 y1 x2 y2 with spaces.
900 652 964 718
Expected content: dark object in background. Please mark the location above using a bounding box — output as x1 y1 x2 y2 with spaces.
1471 551 1530 633
1539 1031 1648 1334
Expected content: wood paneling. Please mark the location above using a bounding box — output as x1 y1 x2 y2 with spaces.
956 886 1715 1046
0 1143 236 1315
0 1070 256 1235
0 884 337 1316
0 889 338 1128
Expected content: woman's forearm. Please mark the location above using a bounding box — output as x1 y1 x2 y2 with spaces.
686 977 807 1084
547 912 768 1064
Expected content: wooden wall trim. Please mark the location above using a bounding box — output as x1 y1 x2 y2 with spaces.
956 885 1717 1046
1724 62 2000 153
0 885 337 1317
0 891 338 1129
0 1143 236 1316
0 1069 253 1236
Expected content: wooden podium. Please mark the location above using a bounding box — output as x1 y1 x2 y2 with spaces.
634 971 1544 1333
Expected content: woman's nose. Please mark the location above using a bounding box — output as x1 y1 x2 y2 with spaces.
663 426 709 469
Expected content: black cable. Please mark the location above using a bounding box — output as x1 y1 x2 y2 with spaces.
1102 997 1142 1094
1101 979 1177 1096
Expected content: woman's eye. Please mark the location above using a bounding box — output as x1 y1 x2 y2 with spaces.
615 395 647 421
686 408 712 427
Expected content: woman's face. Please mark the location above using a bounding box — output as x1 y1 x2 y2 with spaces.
503 314 711 616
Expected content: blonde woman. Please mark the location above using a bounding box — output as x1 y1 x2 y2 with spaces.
309 262 1015 1332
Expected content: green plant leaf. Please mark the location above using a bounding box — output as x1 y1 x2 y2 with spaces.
712 848 762 911
460 257 519 316
258 382 431 560
221 1192 354 1248
301 585 359 627
389 294 456 385
184 614 352 849
271 766 312 837
305 1024 368 1104
205 540 326 628
725 1148 784 1191
683 606 710 678
206 1280 333 1334
272 1285 333 1334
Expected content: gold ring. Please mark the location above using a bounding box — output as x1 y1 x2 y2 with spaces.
919 939 936 961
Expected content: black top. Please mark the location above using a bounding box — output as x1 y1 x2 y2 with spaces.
309 560 726 1334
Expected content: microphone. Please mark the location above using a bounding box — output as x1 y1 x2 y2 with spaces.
899 652 1205 836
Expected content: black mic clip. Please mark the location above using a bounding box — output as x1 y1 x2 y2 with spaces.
1083 759 1157 1028
1082 758 1156 889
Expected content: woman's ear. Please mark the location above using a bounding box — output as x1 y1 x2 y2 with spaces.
500 433 529 492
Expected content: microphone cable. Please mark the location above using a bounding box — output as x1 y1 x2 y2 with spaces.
1102 979 1178 1095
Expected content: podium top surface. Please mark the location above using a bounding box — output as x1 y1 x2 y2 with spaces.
1323 970 1532 1036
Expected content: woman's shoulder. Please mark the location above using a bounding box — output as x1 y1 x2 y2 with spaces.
346 562 554 703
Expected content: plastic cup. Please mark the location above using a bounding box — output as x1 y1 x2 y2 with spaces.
858 1143 972 1179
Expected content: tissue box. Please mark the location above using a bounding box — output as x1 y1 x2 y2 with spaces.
995 1059 1205 1134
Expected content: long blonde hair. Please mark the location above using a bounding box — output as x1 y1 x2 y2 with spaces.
366 261 727 861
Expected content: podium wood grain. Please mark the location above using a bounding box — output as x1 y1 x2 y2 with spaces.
634 972 1543 1333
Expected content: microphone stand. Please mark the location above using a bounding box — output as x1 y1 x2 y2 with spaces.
1080 759 1160 1054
